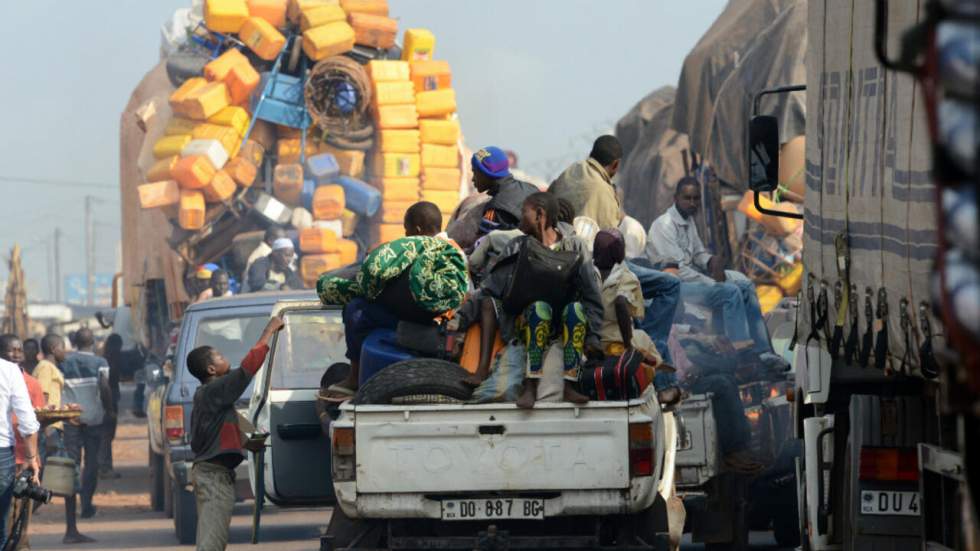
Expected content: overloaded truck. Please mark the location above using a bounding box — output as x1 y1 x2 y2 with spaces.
746 0 978 549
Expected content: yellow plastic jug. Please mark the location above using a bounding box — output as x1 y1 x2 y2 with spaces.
420 190 459 214
778 262 804 295
379 129 420 153
147 156 178 183
205 0 250 32
169 78 208 117
374 223 404 245
204 49 247 81
421 167 460 191
313 185 346 220
240 17 287 61
226 62 260 106
208 106 250 137
340 209 358 236
737 192 801 237
402 28 435 61
373 177 420 201
421 143 458 168
192 124 242 158
367 60 409 82
153 135 192 159
379 200 413 223
165 117 198 136
288 0 339 24
303 22 355 61
372 152 420 178
373 80 416 106
173 156 217 190
179 190 207 230
203 170 238 202
419 119 460 145
299 227 340 253
239 139 266 167
340 0 388 16
336 238 358 264
300 4 347 30
319 144 364 178
138 180 181 209
756 285 784 315
416 88 456 118
410 60 452 92
274 163 305 206
184 82 232 120
247 0 287 28
374 104 419 129
225 157 258 187
348 12 397 49
301 253 343 286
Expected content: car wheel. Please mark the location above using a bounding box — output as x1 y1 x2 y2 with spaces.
173 478 197 545
149 444 165 512
325 506 384 548
352 359 473 405
164 468 174 518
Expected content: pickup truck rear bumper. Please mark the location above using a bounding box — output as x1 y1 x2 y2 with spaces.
335 484 653 520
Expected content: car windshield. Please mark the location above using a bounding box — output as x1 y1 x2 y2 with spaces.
271 309 346 389
191 314 269 397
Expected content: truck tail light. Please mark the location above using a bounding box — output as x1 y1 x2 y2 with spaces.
859 447 919 482
164 405 184 443
629 422 654 478
332 426 356 482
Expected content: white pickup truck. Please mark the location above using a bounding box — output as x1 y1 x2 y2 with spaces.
247 300 680 550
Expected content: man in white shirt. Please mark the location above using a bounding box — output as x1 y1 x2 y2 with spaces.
0 357 40 549
647 177 785 369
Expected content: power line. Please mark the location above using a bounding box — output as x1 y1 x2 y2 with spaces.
0 175 115 190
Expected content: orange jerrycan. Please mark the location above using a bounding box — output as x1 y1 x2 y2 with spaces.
421 143 458 168
340 0 388 16
402 29 435 61
169 78 208 117
247 0 287 28
373 177 420 202
179 190 207 230
147 156 179 182
410 60 451 92
303 22 355 61
301 253 343 285
367 60 409 82
374 104 418 129
336 238 358 264
274 163 305 206
240 17 287 61
300 4 346 30
138 181 181 209
419 119 460 145
313 185 346 220
173 156 217 190
421 190 459 214
372 153 420 178
202 170 238 202
299 226 340 253
374 223 404 245
421 167 460 191
224 157 257 187
184 82 231 120
416 89 456 118
378 129 420 153
347 12 397 49
205 0 250 32
373 81 416 106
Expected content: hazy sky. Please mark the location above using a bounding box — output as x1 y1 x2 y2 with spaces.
0 0 725 302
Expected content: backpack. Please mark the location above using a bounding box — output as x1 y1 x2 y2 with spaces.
580 348 654 401
500 236 583 315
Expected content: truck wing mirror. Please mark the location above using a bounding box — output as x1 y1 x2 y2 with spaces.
749 115 780 193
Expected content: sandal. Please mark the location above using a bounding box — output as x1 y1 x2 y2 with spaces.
319 384 356 403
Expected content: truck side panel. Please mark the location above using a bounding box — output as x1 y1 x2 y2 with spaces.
804 0 940 376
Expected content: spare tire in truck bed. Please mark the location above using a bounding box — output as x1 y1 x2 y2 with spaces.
352 358 474 405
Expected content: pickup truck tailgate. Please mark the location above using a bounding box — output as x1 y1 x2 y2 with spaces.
353 403 631 493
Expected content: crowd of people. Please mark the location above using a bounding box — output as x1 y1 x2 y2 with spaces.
0 328 119 547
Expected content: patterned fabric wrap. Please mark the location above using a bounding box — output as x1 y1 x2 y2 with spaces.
518 301 586 381
317 236 468 314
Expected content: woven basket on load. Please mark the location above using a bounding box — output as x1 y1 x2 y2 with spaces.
35 406 82 423
304 56 375 151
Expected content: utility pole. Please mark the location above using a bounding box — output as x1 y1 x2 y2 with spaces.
54 227 62 303
85 196 94 306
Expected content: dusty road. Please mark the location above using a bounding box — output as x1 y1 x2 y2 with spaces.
27 384 330 551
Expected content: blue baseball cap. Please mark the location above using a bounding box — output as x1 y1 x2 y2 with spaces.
471 146 511 179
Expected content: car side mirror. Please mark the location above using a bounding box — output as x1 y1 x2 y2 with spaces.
748 115 780 193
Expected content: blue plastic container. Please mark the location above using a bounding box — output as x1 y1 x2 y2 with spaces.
251 72 312 129
301 179 316 211
306 153 340 186
359 329 416 386
335 175 382 218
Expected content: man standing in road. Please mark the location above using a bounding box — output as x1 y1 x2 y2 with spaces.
549 135 623 230
186 316 284 551
472 146 539 238
647 177 787 370
0 340 41 549
61 328 114 528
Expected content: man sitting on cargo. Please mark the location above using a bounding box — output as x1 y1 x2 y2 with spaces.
549 135 623 230
474 192 604 409
647 177 786 371
472 146 539 238
246 238 304 293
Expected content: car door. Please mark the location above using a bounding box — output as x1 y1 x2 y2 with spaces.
249 301 347 505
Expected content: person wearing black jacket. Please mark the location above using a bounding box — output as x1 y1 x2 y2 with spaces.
473 192 603 409
472 146 539 238
245 238 303 293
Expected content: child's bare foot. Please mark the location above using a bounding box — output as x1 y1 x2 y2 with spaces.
64 532 96 544
516 379 539 409
562 382 589 404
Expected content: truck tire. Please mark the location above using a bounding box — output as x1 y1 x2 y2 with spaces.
325 506 384 548
172 478 197 545
149 444 165 512
352 359 473 405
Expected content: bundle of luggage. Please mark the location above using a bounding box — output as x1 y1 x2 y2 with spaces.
140 0 466 288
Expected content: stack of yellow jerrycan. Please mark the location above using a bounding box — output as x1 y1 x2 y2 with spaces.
141 0 466 288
